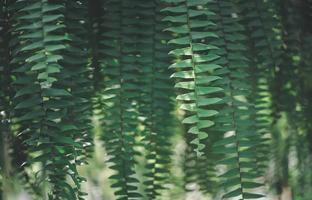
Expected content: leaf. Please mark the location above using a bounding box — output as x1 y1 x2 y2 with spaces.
198 97 222 106
15 97 41 109
243 193 265 199
223 188 242 199
42 88 71 97
171 71 194 79
182 115 198 124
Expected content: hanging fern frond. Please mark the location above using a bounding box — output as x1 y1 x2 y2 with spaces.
11 0 86 198
135 0 175 198
196 136 220 195
162 0 222 157
62 0 93 164
182 128 198 192
183 122 221 195
238 0 284 174
98 0 142 199
1 1 45 198
207 1 264 199
183 124 220 195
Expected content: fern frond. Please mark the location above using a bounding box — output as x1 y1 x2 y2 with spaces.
183 125 219 195
208 1 264 199
183 122 221 195
135 1 175 198
98 0 142 199
162 0 222 157
63 0 93 164
89 0 105 118
196 136 220 195
1 1 46 197
238 0 283 174
11 0 86 198
182 129 198 192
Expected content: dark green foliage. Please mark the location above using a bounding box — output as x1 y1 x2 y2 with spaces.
272 1 312 198
63 0 93 164
183 125 219 195
238 0 282 174
97 0 142 199
0 0 11 199
136 1 175 199
96 1 175 199
8 0 91 199
1 0 312 200
162 0 222 157
208 1 264 199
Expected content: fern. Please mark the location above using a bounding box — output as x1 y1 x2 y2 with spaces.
183 122 220 195
182 128 198 192
98 0 141 199
2 1 312 199
10 0 86 198
183 124 219 195
136 1 175 198
196 136 220 195
238 0 283 174
162 0 222 157
207 1 264 199
63 0 93 164
0 1 45 198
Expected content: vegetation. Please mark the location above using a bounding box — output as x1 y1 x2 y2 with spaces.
0 0 312 199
